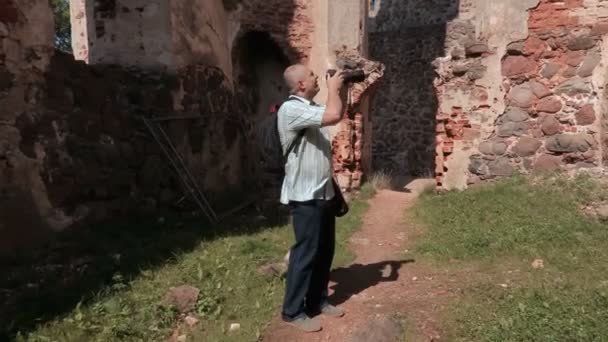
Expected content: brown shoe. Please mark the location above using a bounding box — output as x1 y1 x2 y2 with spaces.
285 315 322 332
321 304 344 317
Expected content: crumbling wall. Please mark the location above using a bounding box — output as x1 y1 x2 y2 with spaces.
170 0 232 74
82 0 174 68
1 0 61 257
0 0 255 259
435 0 608 189
332 50 385 191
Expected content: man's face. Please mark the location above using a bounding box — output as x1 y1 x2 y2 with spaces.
299 68 319 97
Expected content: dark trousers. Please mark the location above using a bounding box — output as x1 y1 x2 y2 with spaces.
282 199 336 320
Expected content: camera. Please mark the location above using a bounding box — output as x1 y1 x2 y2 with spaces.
326 68 366 83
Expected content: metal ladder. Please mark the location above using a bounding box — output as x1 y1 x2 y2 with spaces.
141 116 218 224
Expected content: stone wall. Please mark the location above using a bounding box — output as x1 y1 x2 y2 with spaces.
1 0 57 258
434 0 608 189
0 0 257 259
369 0 458 176
370 27 445 175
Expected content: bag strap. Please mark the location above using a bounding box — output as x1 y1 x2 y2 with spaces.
281 97 307 159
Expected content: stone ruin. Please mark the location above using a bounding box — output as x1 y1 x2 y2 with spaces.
3 0 608 257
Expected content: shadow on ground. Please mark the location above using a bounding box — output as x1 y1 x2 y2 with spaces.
329 259 415 305
0 206 289 340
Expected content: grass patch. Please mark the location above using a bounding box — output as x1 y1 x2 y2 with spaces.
412 174 608 263
16 185 374 342
446 282 608 342
412 174 608 341
368 171 393 191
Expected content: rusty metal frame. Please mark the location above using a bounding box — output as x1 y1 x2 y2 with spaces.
142 113 258 223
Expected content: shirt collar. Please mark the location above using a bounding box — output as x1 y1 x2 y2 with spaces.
289 95 316 106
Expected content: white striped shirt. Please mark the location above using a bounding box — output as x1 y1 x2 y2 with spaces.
278 95 335 204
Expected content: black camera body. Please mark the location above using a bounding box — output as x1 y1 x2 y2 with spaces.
327 68 366 83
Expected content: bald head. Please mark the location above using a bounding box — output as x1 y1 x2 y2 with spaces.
283 64 307 94
283 64 319 99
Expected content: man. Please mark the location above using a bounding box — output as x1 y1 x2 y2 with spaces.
278 64 346 332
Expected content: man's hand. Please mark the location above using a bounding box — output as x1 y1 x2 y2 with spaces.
326 71 345 94
321 71 346 126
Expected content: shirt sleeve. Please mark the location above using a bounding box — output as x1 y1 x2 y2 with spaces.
280 101 325 131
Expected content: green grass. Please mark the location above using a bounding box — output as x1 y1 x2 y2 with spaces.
16 185 374 342
412 174 608 342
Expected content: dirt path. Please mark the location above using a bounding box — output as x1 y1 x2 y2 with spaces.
263 179 459 342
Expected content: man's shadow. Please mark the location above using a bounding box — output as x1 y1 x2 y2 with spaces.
328 259 414 305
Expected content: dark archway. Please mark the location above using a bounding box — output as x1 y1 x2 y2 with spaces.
369 0 460 177
233 30 291 123
231 30 291 206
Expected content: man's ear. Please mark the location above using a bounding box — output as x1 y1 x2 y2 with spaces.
297 80 304 90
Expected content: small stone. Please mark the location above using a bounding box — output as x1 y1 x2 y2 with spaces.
467 175 481 185
229 323 241 332
529 81 551 98
465 40 489 56
555 78 591 96
575 104 596 125
540 115 561 136
577 52 601 77
562 66 577 78
488 158 514 176
467 64 487 80
534 154 562 171
450 46 466 59
508 83 535 108
566 51 585 67
184 315 199 327
545 134 593 153
596 204 608 221
531 259 544 269
479 140 508 155
164 285 200 313
504 107 530 122
567 35 596 51
258 262 287 279
536 97 562 113
469 156 489 175
512 137 542 157
506 41 525 55
541 63 560 79
502 56 536 77
498 121 528 137
592 23 608 36
452 61 473 75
